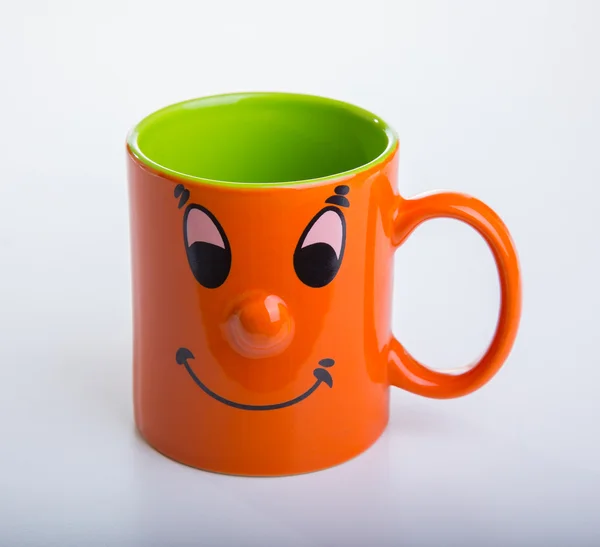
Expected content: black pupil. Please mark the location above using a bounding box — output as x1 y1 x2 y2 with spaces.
186 241 231 289
294 243 339 288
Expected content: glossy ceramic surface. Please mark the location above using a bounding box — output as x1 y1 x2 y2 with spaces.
127 93 521 476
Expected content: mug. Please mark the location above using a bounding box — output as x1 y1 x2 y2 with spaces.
127 92 521 476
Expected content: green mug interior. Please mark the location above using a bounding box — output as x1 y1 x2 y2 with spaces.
127 93 397 186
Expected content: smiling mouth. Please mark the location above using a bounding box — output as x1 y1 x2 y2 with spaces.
175 347 334 411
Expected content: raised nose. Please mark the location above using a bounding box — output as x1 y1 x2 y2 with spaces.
223 294 294 359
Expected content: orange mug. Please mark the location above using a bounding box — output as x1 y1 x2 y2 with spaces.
127 92 521 476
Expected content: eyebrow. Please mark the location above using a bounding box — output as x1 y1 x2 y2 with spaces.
325 185 350 208
174 184 190 209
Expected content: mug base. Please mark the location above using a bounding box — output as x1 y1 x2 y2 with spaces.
135 418 389 477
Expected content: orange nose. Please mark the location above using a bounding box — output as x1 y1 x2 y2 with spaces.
223 294 294 359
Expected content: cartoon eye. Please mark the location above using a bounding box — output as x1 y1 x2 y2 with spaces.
294 206 346 288
183 205 231 288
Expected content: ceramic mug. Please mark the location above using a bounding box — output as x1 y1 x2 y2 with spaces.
127 92 521 476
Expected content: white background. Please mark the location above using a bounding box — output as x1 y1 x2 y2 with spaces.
1 1 599 545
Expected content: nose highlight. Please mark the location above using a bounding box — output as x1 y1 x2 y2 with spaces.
224 294 294 359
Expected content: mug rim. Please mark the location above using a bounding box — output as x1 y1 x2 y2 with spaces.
126 92 399 188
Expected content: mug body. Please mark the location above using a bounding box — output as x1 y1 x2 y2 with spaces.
127 93 400 475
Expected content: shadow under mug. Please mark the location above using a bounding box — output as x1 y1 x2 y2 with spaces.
127 92 521 476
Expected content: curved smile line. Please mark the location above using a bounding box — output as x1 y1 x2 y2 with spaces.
175 348 334 411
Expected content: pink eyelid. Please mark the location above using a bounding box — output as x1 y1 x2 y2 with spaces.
186 208 225 248
301 210 343 258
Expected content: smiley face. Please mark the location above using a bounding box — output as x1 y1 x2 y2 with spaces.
173 183 350 410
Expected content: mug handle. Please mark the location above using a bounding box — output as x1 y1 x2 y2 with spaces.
389 191 522 398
